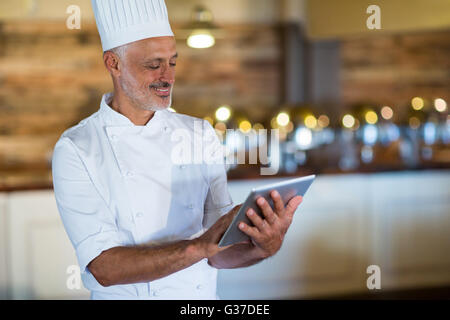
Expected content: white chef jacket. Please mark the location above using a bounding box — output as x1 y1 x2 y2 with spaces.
52 93 234 300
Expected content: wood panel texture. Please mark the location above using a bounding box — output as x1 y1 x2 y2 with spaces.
0 21 282 188
340 30 450 112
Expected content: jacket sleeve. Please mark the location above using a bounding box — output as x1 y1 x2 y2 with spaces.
202 121 234 229
52 137 123 273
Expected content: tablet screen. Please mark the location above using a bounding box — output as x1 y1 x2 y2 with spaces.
218 175 315 247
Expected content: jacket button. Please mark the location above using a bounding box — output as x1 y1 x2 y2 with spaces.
110 134 118 140
136 212 143 218
126 171 134 177
196 284 203 290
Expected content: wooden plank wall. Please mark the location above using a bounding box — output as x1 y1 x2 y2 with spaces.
0 21 282 188
0 19 449 189
340 30 450 113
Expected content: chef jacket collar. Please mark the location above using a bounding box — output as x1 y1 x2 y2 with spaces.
99 92 167 127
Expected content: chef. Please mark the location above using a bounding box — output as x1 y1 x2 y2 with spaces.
52 0 303 300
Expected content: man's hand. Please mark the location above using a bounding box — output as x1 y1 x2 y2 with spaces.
238 191 303 258
196 204 242 258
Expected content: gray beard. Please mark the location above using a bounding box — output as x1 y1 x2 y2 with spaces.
137 93 172 112
120 78 172 112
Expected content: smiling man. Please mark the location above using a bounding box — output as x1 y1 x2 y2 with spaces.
52 0 303 300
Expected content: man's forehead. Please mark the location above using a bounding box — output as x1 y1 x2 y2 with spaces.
128 36 177 58
144 52 178 61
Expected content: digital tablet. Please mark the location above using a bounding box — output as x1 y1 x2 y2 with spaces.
218 175 316 247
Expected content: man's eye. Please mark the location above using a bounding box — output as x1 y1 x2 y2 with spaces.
147 66 160 70
170 63 176 67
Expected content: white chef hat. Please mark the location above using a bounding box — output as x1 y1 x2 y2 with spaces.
91 0 174 52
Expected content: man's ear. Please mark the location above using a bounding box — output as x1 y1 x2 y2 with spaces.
103 51 121 77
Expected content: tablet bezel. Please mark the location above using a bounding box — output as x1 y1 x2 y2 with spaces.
218 174 316 247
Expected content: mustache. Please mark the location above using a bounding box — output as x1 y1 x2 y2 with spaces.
149 82 171 89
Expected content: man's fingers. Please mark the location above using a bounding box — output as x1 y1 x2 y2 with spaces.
256 197 277 225
246 208 267 232
286 196 303 215
270 190 284 214
239 222 260 240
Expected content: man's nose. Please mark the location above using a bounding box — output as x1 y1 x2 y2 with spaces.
160 65 175 85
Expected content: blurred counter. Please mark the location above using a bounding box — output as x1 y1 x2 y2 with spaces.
1 163 449 192
0 169 449 299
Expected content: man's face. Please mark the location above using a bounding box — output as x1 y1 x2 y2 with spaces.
118 36 177 111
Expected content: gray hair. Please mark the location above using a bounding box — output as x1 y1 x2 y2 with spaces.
107 43 129 60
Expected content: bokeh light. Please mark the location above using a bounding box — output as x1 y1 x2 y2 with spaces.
365 111 378 124
276 112 290 127
317 115 330 128
409 116 421 129
304 115 318 129
434 98 447 112
381 106 393 120
239 120 252 133
411 97 424 110
215 106 231 122
342 114 355 128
